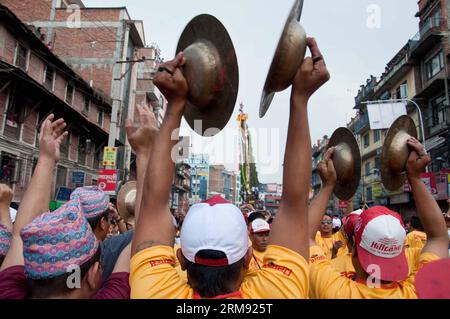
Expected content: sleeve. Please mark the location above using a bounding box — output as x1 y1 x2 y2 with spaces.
403 252 440 287
95 272 130 299
240 245 309 299
129 246 192 299
0 266 27 299
309 246 352 299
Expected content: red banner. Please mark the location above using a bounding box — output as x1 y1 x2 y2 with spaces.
404 172 437 195
98 169 118 193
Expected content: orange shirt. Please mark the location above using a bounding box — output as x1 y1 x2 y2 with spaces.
405 231 427 250
315 231 348 260
130 245 309 299
309 245 439 299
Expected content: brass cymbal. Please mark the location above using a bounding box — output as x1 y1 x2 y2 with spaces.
117 181 136 223
176 14 239 137
327 127 362 201
260 0 307 118
381 115 418 191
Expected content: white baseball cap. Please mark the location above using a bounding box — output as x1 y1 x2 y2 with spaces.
355 206 408 282
250 219 270 234
180 195 248 267
332 217 342 229
9 207 17 223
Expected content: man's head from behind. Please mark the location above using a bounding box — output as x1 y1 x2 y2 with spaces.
176 196 251 298
249 219 270 253
70 186 110 241
21 200 101 299
353 206 408 282
410 216 424 232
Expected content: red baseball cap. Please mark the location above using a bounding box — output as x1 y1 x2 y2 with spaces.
415 259 450 299
354 206 408 282
343 209 363 238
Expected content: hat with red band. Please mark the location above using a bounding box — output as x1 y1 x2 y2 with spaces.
354 206 408 282
180 195 248 267
250 219 270 234
342 209 363 238
415 259 450 299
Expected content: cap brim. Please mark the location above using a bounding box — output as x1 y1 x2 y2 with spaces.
252 229 270 234
357 245 409 282
415 259 450 299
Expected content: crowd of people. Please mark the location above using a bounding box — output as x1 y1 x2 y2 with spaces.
0 37 449 299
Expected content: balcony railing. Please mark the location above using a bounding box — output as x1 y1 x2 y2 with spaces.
409 17 443 51
375 55 408 92
353 113 370 134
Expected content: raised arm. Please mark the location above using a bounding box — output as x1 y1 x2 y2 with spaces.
1 114 67 270
132 53 188 256
406 137 449 259
269 38 330 259
308 148 337 246
125 104 159 223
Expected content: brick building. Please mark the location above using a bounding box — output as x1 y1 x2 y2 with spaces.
0 5 115 203
0 0 167 182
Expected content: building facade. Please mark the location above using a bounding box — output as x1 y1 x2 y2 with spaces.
348 0 450 217
209 165 238 205
0 0 167 183
187 154 209 204
0 5 114 203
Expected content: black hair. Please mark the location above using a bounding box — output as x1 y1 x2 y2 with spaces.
184 250 245 298
323 213 333 219
87 210 109 230
410 216 424 232
26 247 102 299
0 255 5 267
247 212 265 225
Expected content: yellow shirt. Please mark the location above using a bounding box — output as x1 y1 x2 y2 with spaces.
248 249 265 272
405 231 427 250
330 253 356 279
130 245 309 299
309 245 439 299
315 231 348 260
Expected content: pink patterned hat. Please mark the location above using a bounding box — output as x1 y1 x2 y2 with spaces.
70 186 109 220
21 200 100 280
0 223 12 256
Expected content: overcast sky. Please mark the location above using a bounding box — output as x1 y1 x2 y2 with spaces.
85 0 419 183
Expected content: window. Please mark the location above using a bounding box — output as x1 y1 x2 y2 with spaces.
97 109 104 126
60 131 70 160
0 152 20 186
365 162 371 177
83 97 90 115
94 144 103 169
379 91 391 101
14 43 28 70
366 187 373 202
65 84 74 104
373 130 380 143
425 51 444 80
396 82 408 99
78 136 87 165
44 67 55 91
430 95 447 126
363 134 370 148
374 157 381 170
55 166 67 191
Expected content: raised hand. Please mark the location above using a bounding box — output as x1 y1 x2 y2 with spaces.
292 37 330 103
317 147 337 188
153 52 189 107
126 105 159 156
38 114 68 163
406 137 430 180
